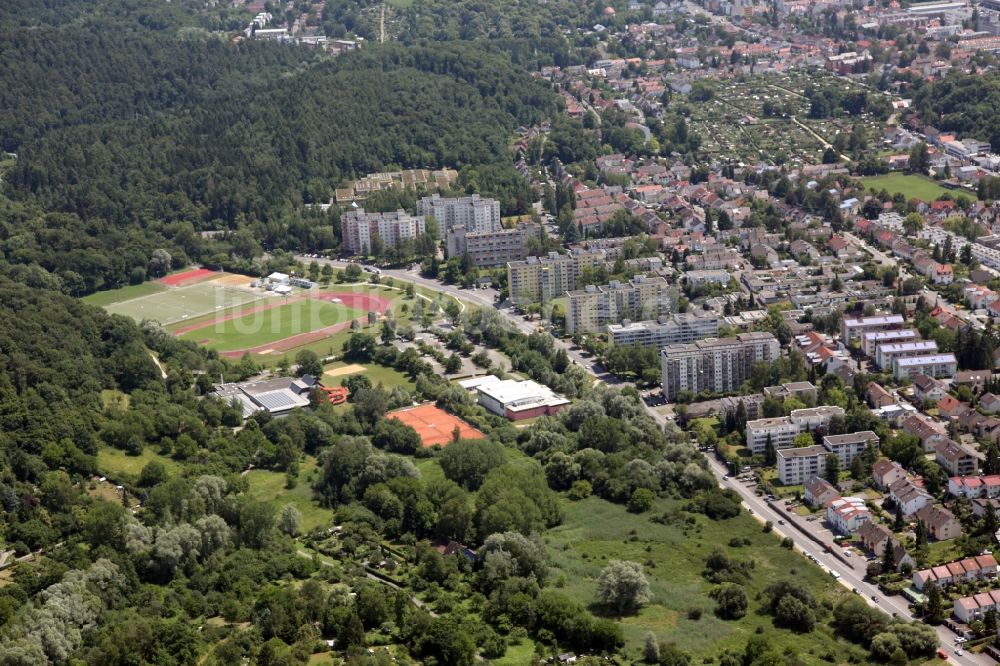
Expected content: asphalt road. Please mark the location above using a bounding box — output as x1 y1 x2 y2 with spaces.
303 254 985 663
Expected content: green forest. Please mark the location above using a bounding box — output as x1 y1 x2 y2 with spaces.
1 24 558 293
912 71 1000 152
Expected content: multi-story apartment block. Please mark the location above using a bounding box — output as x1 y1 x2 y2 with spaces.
446 223 540 268
416 194 501 237
777 445 827 485
893 353 958 381
875 340 939 370
746 417 801 455
822 431 879 467
660 332 780 401
507 250 605 304
606 313 719 348
841 314 905 343
861 329 920 357
744 406 846 455
566 276 672 334
341 209 426 255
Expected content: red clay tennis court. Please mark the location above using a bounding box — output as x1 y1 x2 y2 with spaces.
388 404 484 447
158 268 218 287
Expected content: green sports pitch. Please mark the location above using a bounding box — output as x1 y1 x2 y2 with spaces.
176 298 362 352
99 281 264 325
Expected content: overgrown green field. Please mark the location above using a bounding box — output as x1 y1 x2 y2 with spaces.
245 456 334 532
545 495 861 662
97 447 182 482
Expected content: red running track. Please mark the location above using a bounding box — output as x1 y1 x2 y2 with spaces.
158 268 218 287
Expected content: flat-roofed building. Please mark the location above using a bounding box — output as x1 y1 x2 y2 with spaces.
684 269 730 287
778 445 827 485
507 250 605 304
660 332 780 401
762 381 818 402
823 431 879 467
607 312 719 348
342 209 426 255
567 275 673 334
476 379 570 421
744 405 847 455
842 314 905 343
746 417 800 455
417 194 501 237
446 223 540 268
876 340 939 370
862 329 920 357
893 353 958 380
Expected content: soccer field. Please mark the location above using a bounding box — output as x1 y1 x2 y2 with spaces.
860 173 970 203
103 281 264 325
178 298 362 351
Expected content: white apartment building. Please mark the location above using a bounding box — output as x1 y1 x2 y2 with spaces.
746 417 801 455
777 445 827 485
826 497 871 535
566 275 673 334
841 314 905 343
893 353 958 381
341 209 426 255
861 329 920 357
875 340 939 370
416 194 501 237
684 270 730 287
744 406 846 455
446 223 540 268
507 250 605 304
607 313 719 348
660 332 780 401
822 431 879 467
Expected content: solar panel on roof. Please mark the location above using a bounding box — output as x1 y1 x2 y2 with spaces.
253 390 300 411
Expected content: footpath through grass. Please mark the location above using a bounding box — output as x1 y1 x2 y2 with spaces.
545 495 861 662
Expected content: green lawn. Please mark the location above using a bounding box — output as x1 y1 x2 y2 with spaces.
493 638 537 665
546 495 863 663
82 281 166 307
245 456 334 532
97 447 181 481
323 360 416 392
179 299 362 351
860 174 970 203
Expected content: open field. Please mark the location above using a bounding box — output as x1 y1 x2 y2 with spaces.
245 456 333 532
82 282 166 307
323 361 416 392
177 298 363 352
103 279 264 325
546 495 860 662
97 447 181 481
860 174 966 203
